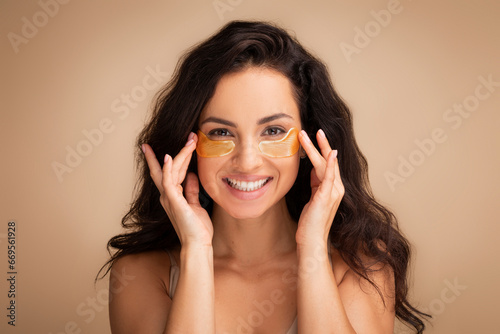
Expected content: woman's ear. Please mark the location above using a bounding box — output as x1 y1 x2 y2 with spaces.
299 146 307 159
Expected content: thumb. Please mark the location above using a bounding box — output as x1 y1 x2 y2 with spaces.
184 172 201 205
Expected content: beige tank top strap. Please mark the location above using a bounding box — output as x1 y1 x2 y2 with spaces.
165 249 180 299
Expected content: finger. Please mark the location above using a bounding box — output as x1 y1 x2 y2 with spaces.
317 150 337 197
161 154 187 219
332 151 345 195
184 172 201 206
171 134 197 184
316 129 333 159
176 133 198 184
162 153 175 194
142 143 164 192
299 130 325 170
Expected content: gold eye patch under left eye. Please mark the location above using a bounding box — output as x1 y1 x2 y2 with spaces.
196 127 300 158
258 127 299 158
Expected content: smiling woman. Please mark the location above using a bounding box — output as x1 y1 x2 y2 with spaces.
196 68 302 218
97 21 429 333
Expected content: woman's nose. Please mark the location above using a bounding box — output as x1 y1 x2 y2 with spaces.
231 140 263 172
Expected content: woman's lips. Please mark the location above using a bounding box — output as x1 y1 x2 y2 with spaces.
224 177 272 192
222 176 273 200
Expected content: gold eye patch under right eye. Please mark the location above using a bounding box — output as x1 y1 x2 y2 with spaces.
196 131 235 157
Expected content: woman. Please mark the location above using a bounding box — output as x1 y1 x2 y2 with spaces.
99 21 428 333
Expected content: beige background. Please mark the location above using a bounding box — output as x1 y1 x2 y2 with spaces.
1 0 499 333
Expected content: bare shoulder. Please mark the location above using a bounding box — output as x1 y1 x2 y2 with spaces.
331 245 396 333
329 245 351 285
329 243 394 292
112 250 171 278
109 250 175 334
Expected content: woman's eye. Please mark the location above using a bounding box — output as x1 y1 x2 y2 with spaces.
208 129 231 137
263 127 285 136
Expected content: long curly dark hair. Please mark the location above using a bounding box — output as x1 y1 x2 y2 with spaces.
98 20 429 332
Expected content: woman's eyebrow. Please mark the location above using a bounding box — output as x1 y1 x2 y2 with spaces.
200 113 293 127
200 117 237 127
257 113 294 125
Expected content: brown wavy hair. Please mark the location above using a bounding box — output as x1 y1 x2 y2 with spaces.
98 20 429 332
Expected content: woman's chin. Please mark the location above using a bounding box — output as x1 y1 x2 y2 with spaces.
212 201 269 221
225 207 266 220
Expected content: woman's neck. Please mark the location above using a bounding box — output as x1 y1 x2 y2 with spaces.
211 199 297 266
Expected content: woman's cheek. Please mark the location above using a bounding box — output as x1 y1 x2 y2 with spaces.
196 156 220 197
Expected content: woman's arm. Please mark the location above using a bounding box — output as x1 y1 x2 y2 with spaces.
296 243 395 333
296 242 354 333
296 130 394 333
109 136 217 334
164 244 215 333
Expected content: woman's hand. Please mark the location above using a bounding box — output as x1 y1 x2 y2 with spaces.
142 133 213 247
296 129 344 247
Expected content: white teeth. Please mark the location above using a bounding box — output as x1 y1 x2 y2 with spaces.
226 177 270 192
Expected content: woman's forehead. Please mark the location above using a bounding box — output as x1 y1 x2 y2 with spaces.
200 67 300 125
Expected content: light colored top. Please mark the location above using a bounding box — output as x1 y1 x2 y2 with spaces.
165 249 333 334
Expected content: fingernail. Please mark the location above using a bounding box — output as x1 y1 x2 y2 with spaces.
332 150 338 159
185 139 194 147
141 144 146 154
300 130 310 141
188 132 195 141
164 154 171 163
318 129 326 138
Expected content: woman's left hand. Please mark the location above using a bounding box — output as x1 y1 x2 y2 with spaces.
296 129 345 247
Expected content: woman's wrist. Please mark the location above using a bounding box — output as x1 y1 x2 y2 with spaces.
180 242 214 261
296 239 329 263
296 234 329 251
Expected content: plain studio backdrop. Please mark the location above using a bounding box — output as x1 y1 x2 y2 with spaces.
1 0 499 333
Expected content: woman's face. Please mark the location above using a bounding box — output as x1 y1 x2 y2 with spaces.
197 67 302 219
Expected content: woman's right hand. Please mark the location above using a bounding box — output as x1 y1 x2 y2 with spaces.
142 132 213 247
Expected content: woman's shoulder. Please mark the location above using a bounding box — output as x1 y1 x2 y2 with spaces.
110 249 175 290
331 244 396 332
109 250 177 333
329 245 351 285
329 243 393 285
114 249 170 268
331 243 395 310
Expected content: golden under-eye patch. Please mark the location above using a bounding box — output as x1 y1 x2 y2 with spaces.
196 131 235 157
258 127 299 158
196 127 300 158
